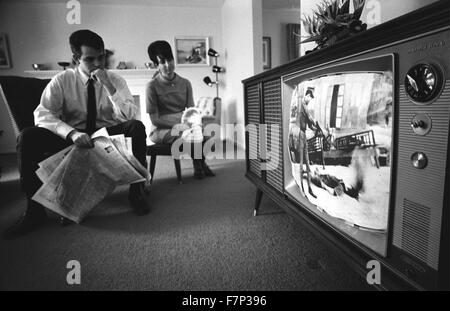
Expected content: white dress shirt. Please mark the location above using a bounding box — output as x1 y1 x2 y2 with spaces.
34 67 137 139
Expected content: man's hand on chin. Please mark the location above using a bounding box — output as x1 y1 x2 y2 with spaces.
69 130 94 148
92 68 116 95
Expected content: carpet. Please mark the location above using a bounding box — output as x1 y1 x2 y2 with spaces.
0 153 371 291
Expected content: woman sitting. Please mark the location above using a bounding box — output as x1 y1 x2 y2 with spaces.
145 40 214 179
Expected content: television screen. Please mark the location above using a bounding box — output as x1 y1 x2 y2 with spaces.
283 55 394 257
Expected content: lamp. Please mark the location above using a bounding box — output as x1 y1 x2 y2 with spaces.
212 65 224 73
207 48 219 57
203 48 224 99
203 76 218 87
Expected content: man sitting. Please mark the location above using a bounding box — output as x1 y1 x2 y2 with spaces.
4 29 150 239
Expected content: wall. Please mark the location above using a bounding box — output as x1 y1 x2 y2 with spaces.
222 0 262 147
0 0 223 153
300 0 440 56
360 0 440 27
262 8 300 69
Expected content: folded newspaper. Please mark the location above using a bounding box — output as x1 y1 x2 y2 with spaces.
32 128 150 223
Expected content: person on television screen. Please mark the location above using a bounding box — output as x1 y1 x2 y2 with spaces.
146 40 214 179
297 88 318 199
384 97 392 127
289 101 300 163
3 29 150 240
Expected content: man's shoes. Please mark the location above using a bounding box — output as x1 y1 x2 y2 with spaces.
129 183 150 216
201 160 215 177
129 194 150 216
3 210 47 240
193 159 204 179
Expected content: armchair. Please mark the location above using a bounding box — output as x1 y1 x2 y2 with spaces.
195 96 221 128
0 76 51 136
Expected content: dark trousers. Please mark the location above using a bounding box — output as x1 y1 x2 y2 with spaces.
17 120 147 201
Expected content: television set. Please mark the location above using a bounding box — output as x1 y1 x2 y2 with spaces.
283 55 394 257
243 0 449 290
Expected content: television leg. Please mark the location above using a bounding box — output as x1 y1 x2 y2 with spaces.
254 188 263 216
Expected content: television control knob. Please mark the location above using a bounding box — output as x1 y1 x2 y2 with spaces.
411 120 425 128
411 152 428 169
410 113 432 135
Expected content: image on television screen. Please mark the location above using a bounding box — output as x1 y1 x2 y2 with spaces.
284 55 394 256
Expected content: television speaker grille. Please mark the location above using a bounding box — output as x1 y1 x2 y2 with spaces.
262 79 284 193
246 84 261 178
401 199 432 267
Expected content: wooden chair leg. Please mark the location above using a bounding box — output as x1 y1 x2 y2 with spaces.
149 155 156 184
174 159 182 184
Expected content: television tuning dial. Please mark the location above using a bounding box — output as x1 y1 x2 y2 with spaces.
404 63 444 104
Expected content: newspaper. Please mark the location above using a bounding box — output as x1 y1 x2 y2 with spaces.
32 128 150 223
35 145 73 184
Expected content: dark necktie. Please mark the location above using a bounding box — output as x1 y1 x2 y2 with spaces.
86 78 97 135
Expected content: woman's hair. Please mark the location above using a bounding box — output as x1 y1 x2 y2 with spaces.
147 40 174 65
69 29 104 61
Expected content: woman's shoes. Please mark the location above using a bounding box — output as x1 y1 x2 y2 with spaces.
193 159 205 179
193 159 215 179
201 161 215 177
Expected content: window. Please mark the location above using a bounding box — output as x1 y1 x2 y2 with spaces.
327 84 344 128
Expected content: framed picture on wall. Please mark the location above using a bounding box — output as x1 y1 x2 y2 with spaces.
174 36 210 66
0 33 12 69
263 36 271 70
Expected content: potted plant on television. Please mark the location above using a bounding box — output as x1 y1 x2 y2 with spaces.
300 0 367 53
